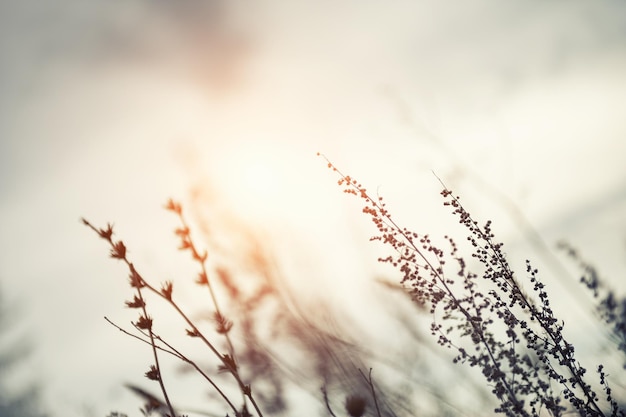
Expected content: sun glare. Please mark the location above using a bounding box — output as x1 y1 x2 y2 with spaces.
238 150 281 198
207 140 309 221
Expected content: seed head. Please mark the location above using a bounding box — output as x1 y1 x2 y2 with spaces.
345 395 367 417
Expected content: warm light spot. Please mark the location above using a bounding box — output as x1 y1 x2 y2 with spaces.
206 139 310 221
237 148 282 199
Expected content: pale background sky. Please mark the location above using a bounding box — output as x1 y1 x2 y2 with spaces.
1 1 626 416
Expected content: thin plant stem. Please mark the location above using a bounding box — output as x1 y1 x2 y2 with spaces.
82 219 177 417
321 386 338 417
359 368 382 417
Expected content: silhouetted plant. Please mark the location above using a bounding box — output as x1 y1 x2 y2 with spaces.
87 189 478 417
83 204 263 417
87 155 625 417
558 242 626 368
320 154 625 417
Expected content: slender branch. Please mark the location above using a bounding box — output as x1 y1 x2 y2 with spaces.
104 316 181 359
83 219 177 417
167 201 264 417
320 159 528 414
359 368 382 417
138 328 239 415
321 385 338 417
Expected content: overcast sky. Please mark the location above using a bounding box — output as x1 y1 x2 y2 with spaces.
1 1 626 416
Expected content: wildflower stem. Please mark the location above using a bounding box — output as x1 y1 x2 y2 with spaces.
438 184 606 417
82 219 177 417
176 211 237 360
104 316 182 359
321 386 338 417
321 161 528 415
170 205 264 417
359 368 382 417
147 330 239 415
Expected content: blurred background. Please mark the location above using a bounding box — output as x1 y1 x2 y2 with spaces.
1 1 625 416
